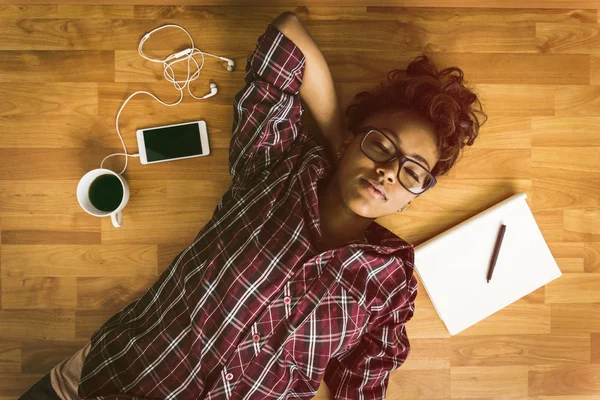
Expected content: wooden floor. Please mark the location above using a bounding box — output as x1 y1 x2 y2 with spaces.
1 2 599 399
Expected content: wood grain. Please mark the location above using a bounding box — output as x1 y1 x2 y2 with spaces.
1 3 599 399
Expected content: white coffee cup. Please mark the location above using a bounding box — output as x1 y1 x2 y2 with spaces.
77 168 130 228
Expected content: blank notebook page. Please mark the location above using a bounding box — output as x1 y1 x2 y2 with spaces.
414 192 562 336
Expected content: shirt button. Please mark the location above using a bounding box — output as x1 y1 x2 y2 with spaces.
252 333 260 342
226 372 234 381
284 296 291 304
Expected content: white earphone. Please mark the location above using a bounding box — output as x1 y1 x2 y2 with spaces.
100 24 235 175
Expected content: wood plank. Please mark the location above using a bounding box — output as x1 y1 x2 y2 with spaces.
0 180 92 213
312 19 537 53
584 243 600 272
387 369 450 399
98 210 213 245
0 19 68 50
564 209 600 242
591 55 600 85
397 179 531 213
427 53 589 85
592 332 600 363
537 22 600 55
532 148 600 173
0 51 114 82
547 242 585 273
532 117 600 147
67 18 267 51
0 114 113 148
1 212 101 245
135 6 597 23
529 364 600 396
0 4 57 18
401 338 450 370
443 149 531 179
555 85 600 116
533 210 565 243
530 173 600 211
0 309 75 341
0 148 231 180
457 303 551 336
134 5 356 21
15 0 600 10
552 303 600 333
450 334 590 366
1 244 157 277
57 4 134 18
0 82 97 116
451 365 528 398
529 396 600 400
546 273 600 303
0 342 21 373
522 286 546 304
2 276 77 309
466 116 531 149
471 84 556 116
0 112 235 152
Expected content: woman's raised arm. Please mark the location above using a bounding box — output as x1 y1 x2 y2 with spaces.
271 12 345 162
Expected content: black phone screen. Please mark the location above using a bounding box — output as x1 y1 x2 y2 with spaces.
143 123 203 162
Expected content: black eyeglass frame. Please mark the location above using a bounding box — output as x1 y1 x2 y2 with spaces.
358 125 437 195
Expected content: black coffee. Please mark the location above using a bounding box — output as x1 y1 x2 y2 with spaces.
88 174 123 212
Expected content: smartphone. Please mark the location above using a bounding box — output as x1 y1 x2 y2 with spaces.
136 120 210 165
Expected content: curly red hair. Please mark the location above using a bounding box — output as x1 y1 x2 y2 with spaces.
345 55 488 177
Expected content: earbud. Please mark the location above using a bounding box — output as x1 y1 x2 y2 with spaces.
220 57 235 72
201 82 218 99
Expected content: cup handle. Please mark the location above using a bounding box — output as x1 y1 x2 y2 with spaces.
111 210 122 228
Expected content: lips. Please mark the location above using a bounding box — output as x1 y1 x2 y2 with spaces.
362 178 387 200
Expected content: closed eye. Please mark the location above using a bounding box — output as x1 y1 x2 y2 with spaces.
407 168 420 182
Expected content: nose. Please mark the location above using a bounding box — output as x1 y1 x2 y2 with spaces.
376 158 400 183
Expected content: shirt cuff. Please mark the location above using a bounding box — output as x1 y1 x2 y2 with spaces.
245 24 306 95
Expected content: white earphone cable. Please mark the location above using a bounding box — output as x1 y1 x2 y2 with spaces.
100 24 234 175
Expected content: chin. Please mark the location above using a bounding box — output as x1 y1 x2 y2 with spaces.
346 197 384 219
338 182 379 218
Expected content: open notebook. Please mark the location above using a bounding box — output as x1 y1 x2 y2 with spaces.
414 192 562 336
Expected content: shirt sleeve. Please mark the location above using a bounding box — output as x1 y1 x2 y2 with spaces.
229 23 306 189
323 273 418 400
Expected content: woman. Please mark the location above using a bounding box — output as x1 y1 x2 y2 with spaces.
21 12 486 400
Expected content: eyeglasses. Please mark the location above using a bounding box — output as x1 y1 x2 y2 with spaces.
358 126 436 195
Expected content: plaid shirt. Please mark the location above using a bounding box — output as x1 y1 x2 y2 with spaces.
78 24 417 400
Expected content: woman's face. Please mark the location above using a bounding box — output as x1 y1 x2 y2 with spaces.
334 109 440 219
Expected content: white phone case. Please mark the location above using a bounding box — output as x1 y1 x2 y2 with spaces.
136 120 210 165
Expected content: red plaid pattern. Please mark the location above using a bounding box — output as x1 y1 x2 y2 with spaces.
77 24 417 400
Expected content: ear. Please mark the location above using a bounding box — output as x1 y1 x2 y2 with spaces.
341 129 356 146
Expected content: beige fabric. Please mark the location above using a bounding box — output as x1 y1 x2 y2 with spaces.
50 341 92 400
